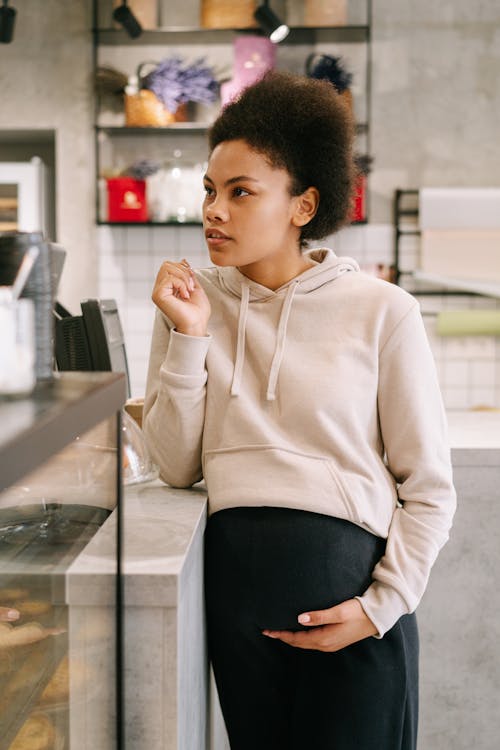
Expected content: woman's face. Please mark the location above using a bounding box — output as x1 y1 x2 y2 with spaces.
202 139 307 276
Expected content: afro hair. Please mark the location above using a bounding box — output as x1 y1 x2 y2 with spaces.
208 71 356 245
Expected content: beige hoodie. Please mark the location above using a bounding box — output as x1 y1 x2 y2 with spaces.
144 248 456 637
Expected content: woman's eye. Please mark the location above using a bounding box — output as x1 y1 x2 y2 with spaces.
203 185 214 196
233 187 250 197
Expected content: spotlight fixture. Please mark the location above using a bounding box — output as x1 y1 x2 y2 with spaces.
112 1 142 39
0 0 16 44
254 1 289 44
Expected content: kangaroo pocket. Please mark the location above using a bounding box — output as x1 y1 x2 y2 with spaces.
203 445 361 524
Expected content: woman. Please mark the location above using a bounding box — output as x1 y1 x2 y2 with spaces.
143 72 456 749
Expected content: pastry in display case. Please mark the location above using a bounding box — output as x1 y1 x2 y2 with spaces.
0 373 125 750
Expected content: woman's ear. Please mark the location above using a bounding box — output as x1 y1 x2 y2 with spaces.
292 186 320 227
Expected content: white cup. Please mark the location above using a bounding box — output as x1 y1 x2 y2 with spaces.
0 292 36 398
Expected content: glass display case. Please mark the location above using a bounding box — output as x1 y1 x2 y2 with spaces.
0 372 126 750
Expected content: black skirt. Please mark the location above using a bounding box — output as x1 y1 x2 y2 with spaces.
204 505 419 750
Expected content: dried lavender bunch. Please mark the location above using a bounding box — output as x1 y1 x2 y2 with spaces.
123 159 161 180
142 57 218 112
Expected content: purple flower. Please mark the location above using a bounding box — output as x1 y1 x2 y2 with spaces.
142 57 218 112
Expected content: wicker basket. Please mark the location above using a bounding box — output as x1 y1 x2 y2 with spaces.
125 90 187 127
200 0 257 29
304 0 347 27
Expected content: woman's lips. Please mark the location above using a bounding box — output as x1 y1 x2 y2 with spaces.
205 230 231 246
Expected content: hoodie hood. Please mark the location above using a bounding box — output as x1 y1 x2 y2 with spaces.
215 248 359 401
217 248 359 301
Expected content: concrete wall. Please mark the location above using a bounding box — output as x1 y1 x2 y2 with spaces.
371 0 500 222
0 0 95 311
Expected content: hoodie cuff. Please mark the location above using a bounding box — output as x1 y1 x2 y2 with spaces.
355 582 410 639
163 329 211 376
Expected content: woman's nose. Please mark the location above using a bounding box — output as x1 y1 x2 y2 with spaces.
204 195 229 222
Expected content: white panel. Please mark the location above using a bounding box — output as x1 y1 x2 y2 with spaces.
420 188 500 230
420 230 500 281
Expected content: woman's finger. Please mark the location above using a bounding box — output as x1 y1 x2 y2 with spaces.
262 624 337 651
0 607 20 622
297 601 348 627
159 262 194 290
154 267 193 301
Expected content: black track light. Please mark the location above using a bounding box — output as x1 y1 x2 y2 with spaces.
254 1 289 43
0 0 16 44
112 1 142 39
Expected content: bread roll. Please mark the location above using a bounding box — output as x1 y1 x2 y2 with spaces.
16 600 52 618
39 656 69 705
0 587 29 601
9 713 55 750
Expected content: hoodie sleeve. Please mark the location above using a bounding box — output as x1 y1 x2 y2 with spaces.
142 308 211 488
355 302 457 638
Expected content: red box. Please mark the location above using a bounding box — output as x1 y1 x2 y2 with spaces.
351 173 366 223
107 177 148 222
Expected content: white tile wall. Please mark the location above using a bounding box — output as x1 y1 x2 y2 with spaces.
97 224 500 410
98 225 211 396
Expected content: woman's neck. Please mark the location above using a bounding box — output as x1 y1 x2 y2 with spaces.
237 254 315 291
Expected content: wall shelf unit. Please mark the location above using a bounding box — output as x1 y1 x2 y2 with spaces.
93 0 372 226
96 122 368 136
94 25 370 46
97 219 202 227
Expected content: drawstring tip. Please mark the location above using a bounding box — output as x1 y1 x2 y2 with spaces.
266 392 276 402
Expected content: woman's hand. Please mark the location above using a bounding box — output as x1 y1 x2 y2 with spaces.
152 259 211 337
262 598 378 652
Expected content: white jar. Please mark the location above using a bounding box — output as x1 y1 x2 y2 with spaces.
0 291 36 398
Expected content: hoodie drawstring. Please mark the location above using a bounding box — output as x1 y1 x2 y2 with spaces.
231 281 299 400
224 251 358 401
230 282 250 396
266 281 298 401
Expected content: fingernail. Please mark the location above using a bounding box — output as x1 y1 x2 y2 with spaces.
262 631 278 638
7 610 19 620
298 614 311 624
189 279 195 291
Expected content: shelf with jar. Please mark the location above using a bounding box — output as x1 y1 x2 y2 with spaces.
94 25 370 45
93 0 372 226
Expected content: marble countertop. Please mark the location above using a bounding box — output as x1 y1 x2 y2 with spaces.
447 409 500 450
67 480 207 606
122 480 207 607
